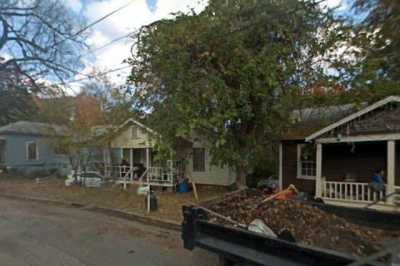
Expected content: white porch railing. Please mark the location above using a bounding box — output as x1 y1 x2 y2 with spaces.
146 166 174 186
112 161 177 189
104 165 139 179
322 181 386 203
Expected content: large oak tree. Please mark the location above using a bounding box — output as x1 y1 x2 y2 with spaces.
128 0 347 186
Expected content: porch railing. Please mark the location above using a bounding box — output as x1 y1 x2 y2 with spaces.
111 161 177 188
146 166 174 185
322 181 386 203
104 165 140 179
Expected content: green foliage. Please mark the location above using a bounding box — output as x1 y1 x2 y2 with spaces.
128 0 348 184
350 0 400 99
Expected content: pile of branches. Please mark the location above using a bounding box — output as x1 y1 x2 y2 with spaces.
206 190 400 257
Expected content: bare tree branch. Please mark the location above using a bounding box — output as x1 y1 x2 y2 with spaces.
0 17 9 50
0 0 87 89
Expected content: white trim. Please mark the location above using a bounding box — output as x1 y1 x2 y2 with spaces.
146 148 150 169
297 176 316 181
25 141 39 161
387 140 396 204
306 96 400 142
322 199 400 212
297 144 316 180
278 143 283 190
130 148 134 180
316 133 400 143
315 143 322 198
117 118 157 136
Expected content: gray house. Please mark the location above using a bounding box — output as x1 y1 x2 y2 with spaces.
105 118 236 186
0 121 70 176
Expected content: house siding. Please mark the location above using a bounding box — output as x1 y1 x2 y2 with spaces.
1 134 70 176
109 123 235 186
187 148 235 186
282 140 400 195
110 125 154 149
175 141 235 186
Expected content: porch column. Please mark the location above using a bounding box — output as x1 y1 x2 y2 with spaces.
315 143 323 198
278 143 283 190
130 148 133 180
387 140 396 204
146 148 150 169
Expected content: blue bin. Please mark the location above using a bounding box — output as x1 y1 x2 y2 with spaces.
178 182 189 193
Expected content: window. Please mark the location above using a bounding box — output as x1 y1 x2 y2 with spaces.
131 126 138 139
26 141 38 160
193 148 206 172
297 144 316 179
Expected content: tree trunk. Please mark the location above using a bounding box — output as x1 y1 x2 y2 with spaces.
236 164 248 189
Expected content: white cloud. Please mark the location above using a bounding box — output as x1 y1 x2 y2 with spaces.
320 0 348 11
87 30 110 47
79 0 207 86
64 0 83 13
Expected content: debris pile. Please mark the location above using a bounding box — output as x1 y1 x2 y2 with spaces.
205 189 400 257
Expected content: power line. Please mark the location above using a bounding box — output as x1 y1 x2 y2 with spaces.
59 65 131 96
82 31 135 57
74 0 137 37
57 65 131 86
54 0 137 47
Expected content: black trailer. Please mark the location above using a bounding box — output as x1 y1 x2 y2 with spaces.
182 201 400 266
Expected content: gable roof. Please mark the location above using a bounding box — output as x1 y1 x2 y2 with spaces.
103 118 159 142
117 118 157 135
282 103 362 140
305 96 400 141
0 121 67 137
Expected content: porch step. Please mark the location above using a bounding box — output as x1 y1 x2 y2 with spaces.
393 195 400 206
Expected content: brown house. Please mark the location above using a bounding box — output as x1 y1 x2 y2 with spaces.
279 96 400 212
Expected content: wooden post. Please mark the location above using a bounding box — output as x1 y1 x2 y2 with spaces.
315 143 323 198
279 143 283 190
146 148 150 169
147 187 151 213
387 140 396 204
192 181 199 202
130 148 133 181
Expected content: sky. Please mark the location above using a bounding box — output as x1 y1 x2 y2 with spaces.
63 0 353 93
64 0 208 93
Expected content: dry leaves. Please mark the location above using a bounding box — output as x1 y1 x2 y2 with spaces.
206 190 400 257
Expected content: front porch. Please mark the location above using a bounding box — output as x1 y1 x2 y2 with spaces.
103 147 181 188
315 140 400 212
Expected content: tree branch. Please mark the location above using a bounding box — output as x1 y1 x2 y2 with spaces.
0 16 9 50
